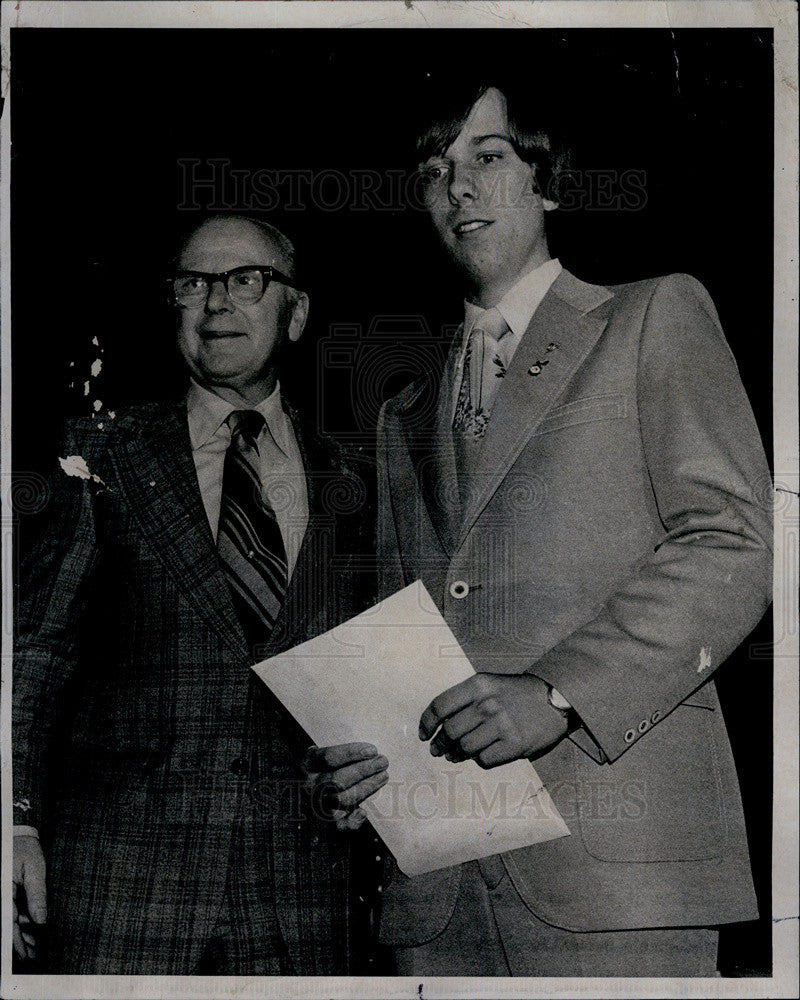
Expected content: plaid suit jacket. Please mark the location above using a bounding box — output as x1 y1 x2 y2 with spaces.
13 398 374 974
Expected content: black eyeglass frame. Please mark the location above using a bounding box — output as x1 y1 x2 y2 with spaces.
166 265 302 305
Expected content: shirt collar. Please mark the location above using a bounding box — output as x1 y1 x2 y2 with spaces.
186 378 290 457
462 257 563 344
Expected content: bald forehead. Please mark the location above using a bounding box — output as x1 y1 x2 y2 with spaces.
179 219 289 272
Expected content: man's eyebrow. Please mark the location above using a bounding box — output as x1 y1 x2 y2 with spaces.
419 132 514 165
470 132 514 145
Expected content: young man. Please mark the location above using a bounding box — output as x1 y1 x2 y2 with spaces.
373 84 772 976
12 215 385 974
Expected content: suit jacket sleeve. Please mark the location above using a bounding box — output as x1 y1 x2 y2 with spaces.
528 274 772 763
13 421 102 829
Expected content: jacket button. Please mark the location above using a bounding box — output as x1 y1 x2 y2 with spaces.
449 580 470 599
638 719 649 733
230 756 248 776
624 728 636 743
651 711 661 724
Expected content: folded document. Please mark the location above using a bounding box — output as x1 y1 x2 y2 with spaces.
252 580 569 876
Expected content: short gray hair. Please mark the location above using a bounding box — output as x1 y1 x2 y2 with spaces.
174 213 299 281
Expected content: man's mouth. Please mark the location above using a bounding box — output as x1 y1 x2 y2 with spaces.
452 219 493 237
199 330 245 339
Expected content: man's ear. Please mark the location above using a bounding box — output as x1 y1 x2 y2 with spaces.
530 164 558 211
288 290 309 344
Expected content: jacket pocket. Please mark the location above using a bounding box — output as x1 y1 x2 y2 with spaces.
573 703 728 863
533 393 628 436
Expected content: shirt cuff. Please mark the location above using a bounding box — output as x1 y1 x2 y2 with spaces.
13 825 39 839
548 685 572 711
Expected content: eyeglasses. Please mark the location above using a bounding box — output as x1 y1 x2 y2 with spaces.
167 265 300 307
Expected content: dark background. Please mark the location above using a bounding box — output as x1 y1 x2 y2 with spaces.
9 27 774 975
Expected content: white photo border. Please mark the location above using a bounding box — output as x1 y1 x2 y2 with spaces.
1 3 797 998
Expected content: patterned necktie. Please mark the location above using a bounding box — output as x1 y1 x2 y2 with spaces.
453 307 512 439
217 409 288 652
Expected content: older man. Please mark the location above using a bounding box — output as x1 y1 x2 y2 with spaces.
12 214 385 975
372 82 772 976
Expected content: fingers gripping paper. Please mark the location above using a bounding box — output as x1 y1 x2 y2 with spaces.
252 581 569 875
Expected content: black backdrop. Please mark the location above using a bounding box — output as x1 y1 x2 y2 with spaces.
9 27 774 975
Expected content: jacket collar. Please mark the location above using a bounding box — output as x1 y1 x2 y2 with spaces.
399 269 614 555
107 397 339 663
108 399 250 660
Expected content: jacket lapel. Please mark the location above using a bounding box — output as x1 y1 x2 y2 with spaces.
109 400 249 661
457 270 614 549
259 403 363 656
258 405 326 655
398 340 463 557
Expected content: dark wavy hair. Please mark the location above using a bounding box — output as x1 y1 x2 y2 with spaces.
415 79 572 204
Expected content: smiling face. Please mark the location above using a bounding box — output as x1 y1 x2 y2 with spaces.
418 87 557 306
175 217 308 405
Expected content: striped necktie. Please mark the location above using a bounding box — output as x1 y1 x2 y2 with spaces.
217 409 288 654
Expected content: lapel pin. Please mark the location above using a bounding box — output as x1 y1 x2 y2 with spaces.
546 342 559 352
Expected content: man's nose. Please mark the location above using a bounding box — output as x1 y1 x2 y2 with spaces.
448 163 478 206
205 279 235 313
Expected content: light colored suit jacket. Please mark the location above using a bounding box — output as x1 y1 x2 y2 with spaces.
376 270 772 943
13 399 372 974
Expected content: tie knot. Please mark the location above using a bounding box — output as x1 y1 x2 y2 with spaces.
227 409 265 447
472 307 509 343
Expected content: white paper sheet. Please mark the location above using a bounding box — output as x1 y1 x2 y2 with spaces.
252 581 569 876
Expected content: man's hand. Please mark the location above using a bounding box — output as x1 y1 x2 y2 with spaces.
12 836 47 961
419 674 569 768
302 743 389 832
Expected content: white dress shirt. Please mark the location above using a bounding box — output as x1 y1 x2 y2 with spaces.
187 378 309 576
